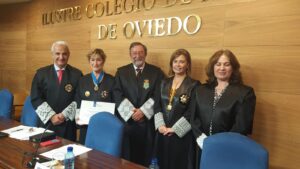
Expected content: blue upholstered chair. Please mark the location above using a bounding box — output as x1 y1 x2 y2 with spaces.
0 89 13 118
200 132 269 169
85 112 124 157
20 96 38 127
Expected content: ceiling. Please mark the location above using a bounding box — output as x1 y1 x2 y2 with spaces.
0 0 31 4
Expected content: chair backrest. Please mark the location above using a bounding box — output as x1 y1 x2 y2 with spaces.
85 112 124 157
12 92 28 120
0 89 13 119
200 132 269 169
20 96 38 127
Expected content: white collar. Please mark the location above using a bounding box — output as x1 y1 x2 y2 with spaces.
54 64 66 71
133 63 145 71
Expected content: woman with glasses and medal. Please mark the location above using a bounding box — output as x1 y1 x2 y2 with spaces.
75 48 114 144
190 49 256 158
154 49 200 169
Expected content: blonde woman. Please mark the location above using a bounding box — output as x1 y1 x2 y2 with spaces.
75 48 114 144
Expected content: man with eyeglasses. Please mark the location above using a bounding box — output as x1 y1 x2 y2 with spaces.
113 42 164 167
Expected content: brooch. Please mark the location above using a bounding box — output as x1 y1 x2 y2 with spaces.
101 90 108 98
143 79 150 89
179 94 189 104
65 84 73 92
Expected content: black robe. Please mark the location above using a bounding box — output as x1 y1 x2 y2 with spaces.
113 63 164 166
31 64 82 141
75 72 114 144
191 83 256 137
154 76 199 169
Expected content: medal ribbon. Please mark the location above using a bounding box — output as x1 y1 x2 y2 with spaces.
91 71 104 86
91 71 104 107
168 88 176 108
167 79 183 111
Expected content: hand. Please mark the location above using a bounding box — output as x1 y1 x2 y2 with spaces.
158 126 167 134
57 113 65 121
132 109 145 122
75 113 79 123
75 117 80 124
75 110 80 124
163 127 174 136
50 114 64 125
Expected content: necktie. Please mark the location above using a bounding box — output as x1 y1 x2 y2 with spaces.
136 68 142 102
58 69 63 84
136 68 142 79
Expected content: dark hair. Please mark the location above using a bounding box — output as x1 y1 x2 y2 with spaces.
206 49 243 86
168 49 192 76
129 42 147 56
86 48 107 63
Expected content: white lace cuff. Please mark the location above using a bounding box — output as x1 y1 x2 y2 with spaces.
36 102 56 124
140 98 154 120
154 112 165 130
117 98 134 122
172 117 191 138
62 101 77 121
196 133 207 149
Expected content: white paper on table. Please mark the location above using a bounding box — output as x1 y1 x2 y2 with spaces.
34 162 50 169
40 144 92 159
1 125 53 140
35 160 64 169
77 100 115 125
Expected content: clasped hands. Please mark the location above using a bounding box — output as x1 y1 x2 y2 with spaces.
51 113 65 125
158 125 174 136
131 108 145 122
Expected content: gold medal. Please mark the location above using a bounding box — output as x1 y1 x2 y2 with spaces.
167 104 172 111
85 91 90 97
94 85 99 91
65 84 73 92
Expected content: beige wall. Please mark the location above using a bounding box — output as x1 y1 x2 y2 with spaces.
0 0 299 168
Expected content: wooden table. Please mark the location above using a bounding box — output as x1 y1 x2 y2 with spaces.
0 117 146 169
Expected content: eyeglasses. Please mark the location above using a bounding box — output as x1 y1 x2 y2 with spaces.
131 51 145 56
